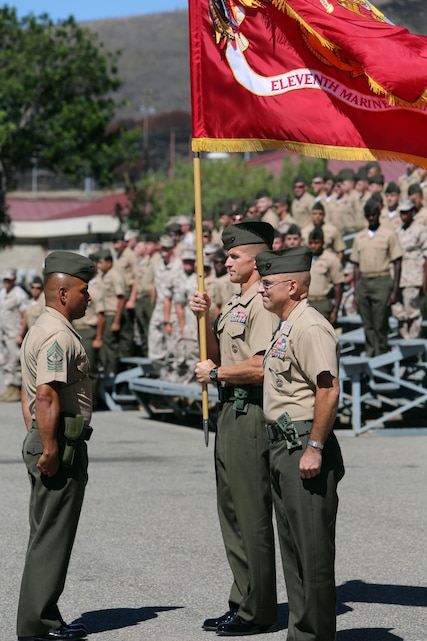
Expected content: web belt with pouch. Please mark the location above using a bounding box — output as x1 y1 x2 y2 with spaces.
218 384 263 414
266 412 312 450
31 414 93 468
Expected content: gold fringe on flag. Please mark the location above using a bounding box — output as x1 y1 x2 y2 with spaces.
191 137 427 169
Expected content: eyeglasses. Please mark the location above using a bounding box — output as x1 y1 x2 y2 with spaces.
258 279 293 290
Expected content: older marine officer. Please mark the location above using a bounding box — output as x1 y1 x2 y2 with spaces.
190 222 277 636
256 246 345 641
17 251 95 641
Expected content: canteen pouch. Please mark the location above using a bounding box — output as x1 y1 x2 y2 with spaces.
276 411 302 451
61 414 85 468
232 386 249 414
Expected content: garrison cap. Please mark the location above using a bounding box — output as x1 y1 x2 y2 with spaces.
256 246 312 276
370 191 383 204
43 251 95 283
222 222 274 250
368 174 385 185
273 192 290 204
337 168 356 182
399 198 416 212
308 225 324 241
312 201 325 212
408 183 423 196
365 160 381 171
167 222 182 234
385 181 400 194
94 248 113 260
356 167 368 181
145 232 160 243
364 198 381 216
255 188 270 199
284 223 301 236
112 230 125 241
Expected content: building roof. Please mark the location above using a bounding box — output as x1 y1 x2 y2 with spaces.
6 192 130 240
7 192 129 222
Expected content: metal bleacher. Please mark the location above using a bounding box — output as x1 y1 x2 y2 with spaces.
98 319 427 435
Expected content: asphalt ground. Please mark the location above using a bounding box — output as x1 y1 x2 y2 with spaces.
1 399 426 641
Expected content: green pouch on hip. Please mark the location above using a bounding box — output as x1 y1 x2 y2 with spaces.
61 414 85 468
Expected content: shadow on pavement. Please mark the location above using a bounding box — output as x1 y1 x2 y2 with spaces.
275 579 425 638
75 605 182 634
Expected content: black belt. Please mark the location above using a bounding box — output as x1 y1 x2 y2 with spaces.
265 420 312 443
218 385 263 407
31 419 93 441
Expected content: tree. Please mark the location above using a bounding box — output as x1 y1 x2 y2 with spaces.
0 7 138 199
125 154 327 232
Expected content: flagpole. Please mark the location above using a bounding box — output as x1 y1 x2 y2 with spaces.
193 151 209 446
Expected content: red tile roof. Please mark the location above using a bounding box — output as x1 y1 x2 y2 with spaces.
7 192 130 222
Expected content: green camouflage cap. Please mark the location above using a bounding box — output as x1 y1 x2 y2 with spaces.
256 246 312 276
222 222 274 250
44 251 95 282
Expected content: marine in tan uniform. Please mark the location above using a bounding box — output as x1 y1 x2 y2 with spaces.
256 245 344 641
190 222 277 636
307 226 344 326
112 230 138 357
25 276 46 330
172 248 199 383
350 198 402 356
18 250 95 641
272 192 296 234
134 233 161 357
96 249 126 375
291 176 315 229
255 189 279 229
148 235 183 376
408 183 427 226
72 269 105 395
398 163 422 200
391 199 427 339
0 268 29 402
301 201 345 261
380 182 402 230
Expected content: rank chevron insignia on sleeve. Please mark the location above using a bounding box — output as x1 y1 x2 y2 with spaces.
47 340 64 372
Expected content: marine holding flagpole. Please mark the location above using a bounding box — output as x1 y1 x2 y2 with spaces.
189 222 278 636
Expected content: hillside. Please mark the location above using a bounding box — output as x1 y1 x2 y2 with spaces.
84 3 427 124
85 10 190 122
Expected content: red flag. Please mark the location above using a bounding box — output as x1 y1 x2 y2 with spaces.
189 0 427 167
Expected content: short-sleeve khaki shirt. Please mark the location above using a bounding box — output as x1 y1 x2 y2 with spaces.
99 267 125 315
216 282 277 367
21 307 92 425
115 247 138 290
309 250 344 298
350 225 402 273
263 300 339 423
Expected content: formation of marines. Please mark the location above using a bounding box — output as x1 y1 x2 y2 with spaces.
1 160 427 403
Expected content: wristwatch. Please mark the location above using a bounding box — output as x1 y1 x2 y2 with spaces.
209 367 219 382
307 440 324 450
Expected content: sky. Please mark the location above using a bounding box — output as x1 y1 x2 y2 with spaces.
9 0 188 22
